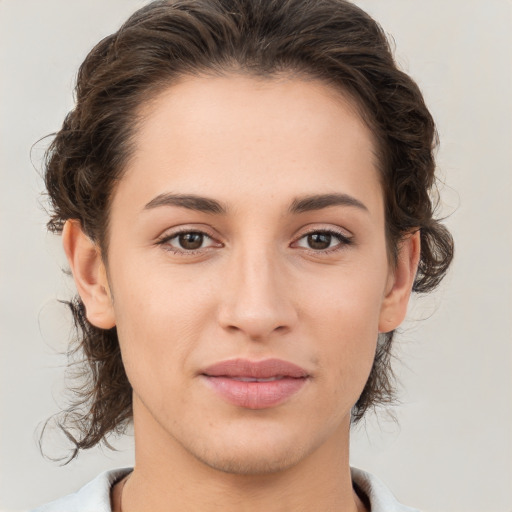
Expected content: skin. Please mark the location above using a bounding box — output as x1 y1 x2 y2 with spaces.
63 74 420 512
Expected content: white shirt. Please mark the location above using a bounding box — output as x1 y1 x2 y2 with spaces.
31 467 420 512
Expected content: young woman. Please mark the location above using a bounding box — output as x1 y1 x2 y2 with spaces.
33 0 453 510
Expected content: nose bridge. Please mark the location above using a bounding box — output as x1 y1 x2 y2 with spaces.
218 242 296 339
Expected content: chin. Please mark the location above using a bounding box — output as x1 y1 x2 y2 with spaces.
190 442 309 476
170 417 312 476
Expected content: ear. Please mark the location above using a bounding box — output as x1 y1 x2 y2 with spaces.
62 220 116 329
378 230 421 333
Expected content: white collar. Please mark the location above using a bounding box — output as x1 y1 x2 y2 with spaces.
32 467 419 512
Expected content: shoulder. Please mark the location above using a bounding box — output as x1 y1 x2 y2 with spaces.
351 467 420 512
30 468 133 512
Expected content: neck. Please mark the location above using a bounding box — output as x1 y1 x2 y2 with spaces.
120 398 365 512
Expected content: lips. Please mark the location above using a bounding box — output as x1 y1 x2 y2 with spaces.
202 358 309 379
201 358 309 409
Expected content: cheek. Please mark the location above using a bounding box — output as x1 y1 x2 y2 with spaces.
109 262 217 390
298 261 387 394
300 255 387 337
308 290 379 376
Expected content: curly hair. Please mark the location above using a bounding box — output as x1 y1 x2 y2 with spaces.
42 0 454 458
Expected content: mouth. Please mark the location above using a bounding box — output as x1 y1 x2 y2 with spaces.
200 358 310 409
226 376 287 382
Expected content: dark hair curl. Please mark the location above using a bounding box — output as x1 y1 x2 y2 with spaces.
42 0 454 458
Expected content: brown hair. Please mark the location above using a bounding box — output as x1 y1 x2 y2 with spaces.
42 0 453 458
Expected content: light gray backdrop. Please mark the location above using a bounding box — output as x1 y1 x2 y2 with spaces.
1 1 511 511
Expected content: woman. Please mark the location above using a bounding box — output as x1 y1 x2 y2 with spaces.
33 0 453 510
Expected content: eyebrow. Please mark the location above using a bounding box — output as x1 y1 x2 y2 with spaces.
144 193 227 214
143 192 368 216
289 193 368 214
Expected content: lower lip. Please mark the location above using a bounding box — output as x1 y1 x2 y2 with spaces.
202 376 308 409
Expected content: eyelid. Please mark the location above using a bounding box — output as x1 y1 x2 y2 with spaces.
156 224 219 240
291 225 354 252
294 224 353 241
155 225 223 253
154 224 353 255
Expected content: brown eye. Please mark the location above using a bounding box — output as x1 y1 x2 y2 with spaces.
160 229 222 254
177 232 204 250
294 229 352 252
307 232 332 250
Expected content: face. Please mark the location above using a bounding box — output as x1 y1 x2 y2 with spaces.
86 74 408 474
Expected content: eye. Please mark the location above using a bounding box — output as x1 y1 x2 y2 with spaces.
174 232 206 250
158 230 220 253
294 229 352 251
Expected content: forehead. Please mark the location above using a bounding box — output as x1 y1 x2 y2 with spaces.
115 73 382 214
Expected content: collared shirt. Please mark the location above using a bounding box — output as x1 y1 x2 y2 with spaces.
31 467 420 512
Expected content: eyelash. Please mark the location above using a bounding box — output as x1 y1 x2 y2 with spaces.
156 227 353 255
156 228 220 255
293 228 354 254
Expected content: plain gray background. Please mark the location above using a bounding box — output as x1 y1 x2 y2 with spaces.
1 1 511 511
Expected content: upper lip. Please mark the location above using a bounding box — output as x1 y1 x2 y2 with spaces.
201 358 309 379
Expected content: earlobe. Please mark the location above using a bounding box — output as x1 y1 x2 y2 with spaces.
378 230 421 333
62 220 116 329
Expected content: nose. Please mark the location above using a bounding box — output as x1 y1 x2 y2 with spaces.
217 247 297 341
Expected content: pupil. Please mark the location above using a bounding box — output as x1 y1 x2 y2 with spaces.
179 232 203 250
308 233 331 250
